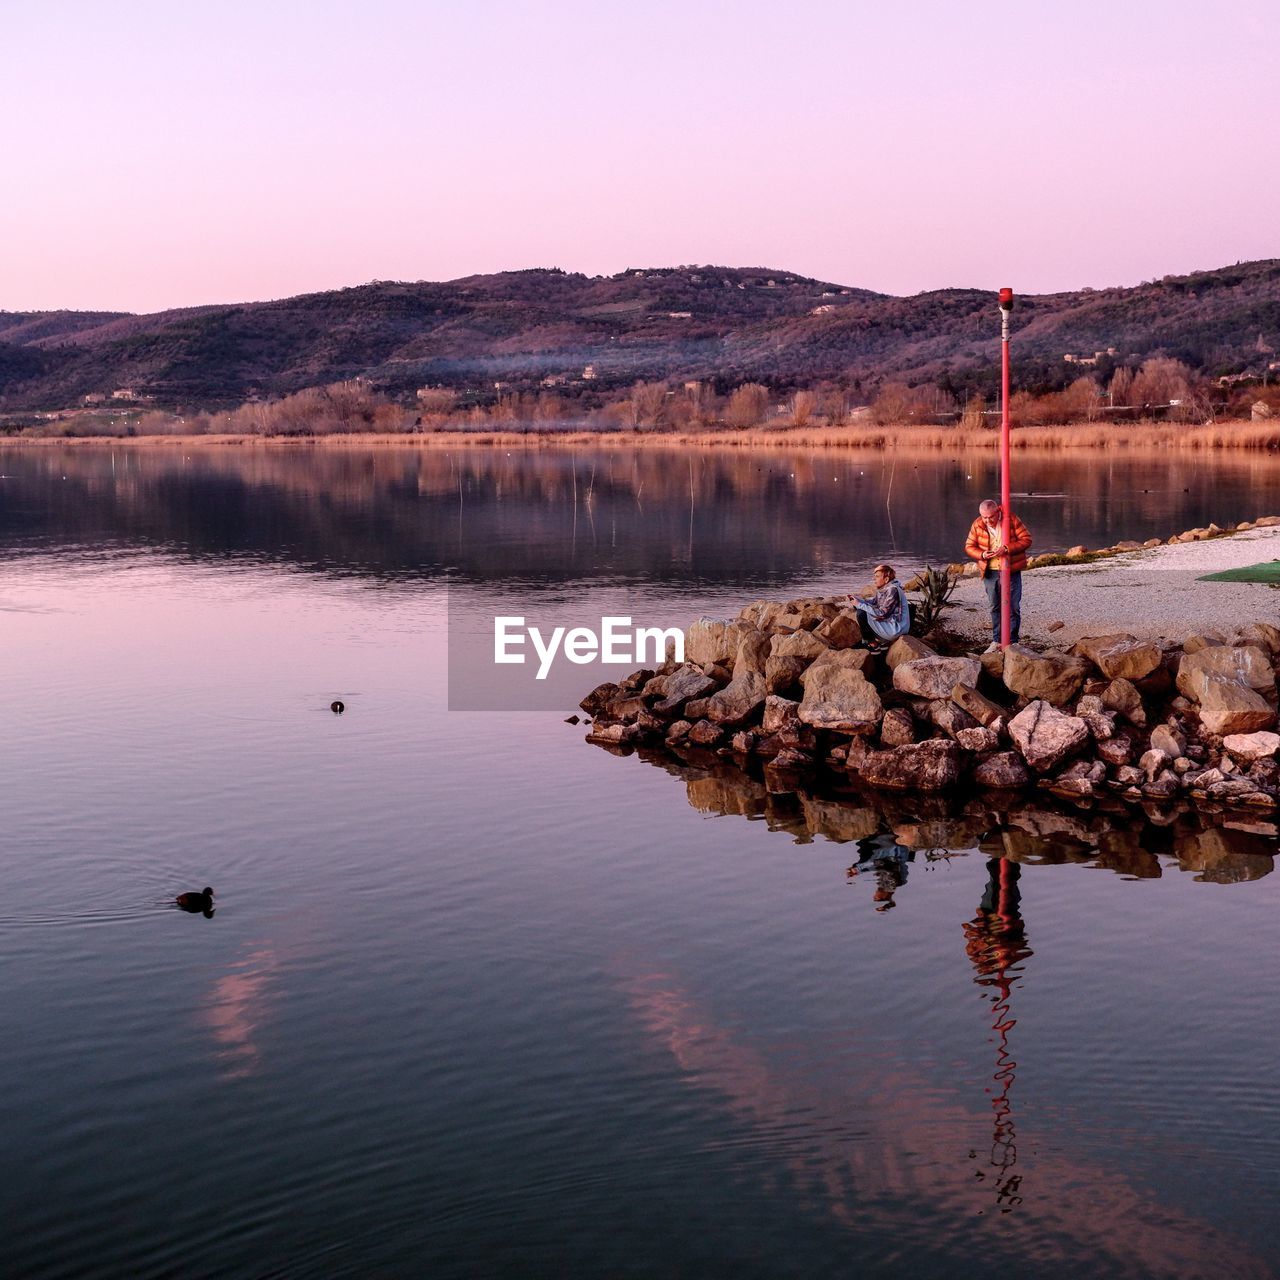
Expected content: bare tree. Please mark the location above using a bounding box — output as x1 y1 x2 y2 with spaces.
788 389 816 428
725 383 769 429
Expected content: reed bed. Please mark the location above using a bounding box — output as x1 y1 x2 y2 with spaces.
6 419 1280 452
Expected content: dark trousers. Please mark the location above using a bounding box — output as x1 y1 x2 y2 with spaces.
982 571 1022 643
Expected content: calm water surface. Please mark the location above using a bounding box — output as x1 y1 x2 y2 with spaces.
3 444 1280 1279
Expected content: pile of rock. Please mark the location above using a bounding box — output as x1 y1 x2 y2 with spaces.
580 596 1280 813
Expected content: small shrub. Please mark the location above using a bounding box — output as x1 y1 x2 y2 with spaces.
911 564 957 634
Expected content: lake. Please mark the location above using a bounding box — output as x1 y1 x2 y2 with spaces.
3 442 1280 1279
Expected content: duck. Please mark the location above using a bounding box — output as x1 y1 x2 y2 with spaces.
176 887 214 913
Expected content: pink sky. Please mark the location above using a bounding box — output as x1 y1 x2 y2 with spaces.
3 0 1274 314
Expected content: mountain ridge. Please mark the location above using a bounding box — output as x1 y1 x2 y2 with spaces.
2 260 1278 410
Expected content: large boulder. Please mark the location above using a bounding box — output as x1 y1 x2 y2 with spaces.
930 700 979 740
704 672 768 726
893 655 982 700
971 751 1031 789
762 695 800 735
770 630 828 659
1007 700 1090 772
1222 730 1280 762
1073 634 1162 681
733 630 774 678
764 655 811 696
1102 677 1146 726
858 740 961 792
1149 723 1186 758
879 707 916 747
798 666 884 734
886 635 936 669
1002 645 1089 707
685 618 750 667
1176 645 1275 702
800 647 878 685
579 681 622 717
814 610 863 650
951 683 1006 727
1198 678 1277 736
955 725 1000 754
653 665 717 716
1235 622 1280 656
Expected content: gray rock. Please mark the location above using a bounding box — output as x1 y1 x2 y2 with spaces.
1002 645 1089 707
893 655 982 700
1197 678 1277 737
951 683 1006 727
1008 700 1091 773
858 740 962 792
770 630 828 659
733 630 773 678
685 618 750 667
1221 730 1280 761
971 751 1031 789
955 725 1000 754
879 707 916 747
1150 724 1186 758
704 672 768 726
798 666 884 734
886 635 936 669
653 666 717 716
1176 644 1275 702
1139 748 1170 780
1073 634 1162 681
931 700 980 739
1102 677 1146 726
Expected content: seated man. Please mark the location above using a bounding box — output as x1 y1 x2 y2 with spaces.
852 563 911 646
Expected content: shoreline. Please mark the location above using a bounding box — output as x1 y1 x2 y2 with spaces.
950 522 1280 646
2 418 1279 453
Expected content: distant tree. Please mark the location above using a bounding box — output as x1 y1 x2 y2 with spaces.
1130 358 1192 410
788 389 816 427
960 394 986 431
725 383 769 428
870 382 915 426
1060 376 1104 422
627 381 668 429
1108 366 1135 407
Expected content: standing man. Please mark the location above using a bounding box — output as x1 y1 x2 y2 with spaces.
965 499 1032 652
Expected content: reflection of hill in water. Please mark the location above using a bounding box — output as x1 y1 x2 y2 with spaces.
625 744 1277 886
3 445 1278 587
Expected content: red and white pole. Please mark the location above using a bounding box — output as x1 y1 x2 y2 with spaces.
998 287 1014 650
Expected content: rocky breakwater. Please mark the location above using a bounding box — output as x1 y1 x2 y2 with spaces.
579 595 1280 814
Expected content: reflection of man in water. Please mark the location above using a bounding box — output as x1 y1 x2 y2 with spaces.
963 857 1034 1210
847 833 914 912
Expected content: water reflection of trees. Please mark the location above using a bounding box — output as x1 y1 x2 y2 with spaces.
3 444 1278 587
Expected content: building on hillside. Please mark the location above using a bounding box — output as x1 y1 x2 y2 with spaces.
582 365 597 381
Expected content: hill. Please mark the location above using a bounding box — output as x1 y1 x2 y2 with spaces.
2 261 1278 411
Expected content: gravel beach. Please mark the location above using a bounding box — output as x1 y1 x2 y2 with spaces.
950 525 1280 647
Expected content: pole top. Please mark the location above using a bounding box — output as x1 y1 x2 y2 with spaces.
998 287 1014 310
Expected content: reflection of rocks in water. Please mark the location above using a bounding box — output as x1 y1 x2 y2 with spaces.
799 795 882 844
1175 827 1275 883
621 739 1278 887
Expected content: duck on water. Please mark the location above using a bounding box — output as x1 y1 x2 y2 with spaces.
175 887 215 915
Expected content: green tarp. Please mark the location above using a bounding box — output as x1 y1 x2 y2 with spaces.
1198 560 1280 583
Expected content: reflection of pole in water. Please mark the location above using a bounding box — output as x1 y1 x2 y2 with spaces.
963 857 1033 1211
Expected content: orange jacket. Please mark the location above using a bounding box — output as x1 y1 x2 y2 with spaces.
965 513 1032 573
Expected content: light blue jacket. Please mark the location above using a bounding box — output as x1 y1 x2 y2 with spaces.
854 581 910 641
